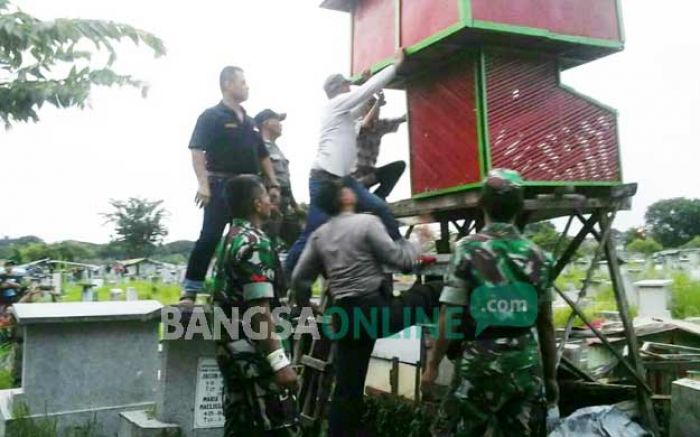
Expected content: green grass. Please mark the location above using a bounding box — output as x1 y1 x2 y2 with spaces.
670 273 700 319
555 267 586 291
7 402 104 437
553 283 639 329
62 280 181 305
0 342 14 389
0 366 12 390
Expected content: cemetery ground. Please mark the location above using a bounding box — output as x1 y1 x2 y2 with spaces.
62 280 182 305
552 267 700 328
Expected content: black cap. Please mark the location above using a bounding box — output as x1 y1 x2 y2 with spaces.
254 109 287 126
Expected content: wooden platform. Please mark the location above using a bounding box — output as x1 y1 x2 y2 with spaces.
390 183 636 226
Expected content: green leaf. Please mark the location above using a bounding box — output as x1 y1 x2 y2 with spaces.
0 0 166 127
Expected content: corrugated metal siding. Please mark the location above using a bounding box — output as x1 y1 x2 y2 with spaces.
408 56 481 195
485 53 621 182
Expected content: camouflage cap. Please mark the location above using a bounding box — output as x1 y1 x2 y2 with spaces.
480 169 525 214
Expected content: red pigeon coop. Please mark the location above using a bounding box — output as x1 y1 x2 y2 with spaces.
311 2 659 434
321 0 625 198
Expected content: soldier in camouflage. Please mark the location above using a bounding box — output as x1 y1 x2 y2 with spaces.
421 169 559 436
182 174 299 436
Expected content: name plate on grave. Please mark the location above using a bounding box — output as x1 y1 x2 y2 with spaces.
193 358 225 429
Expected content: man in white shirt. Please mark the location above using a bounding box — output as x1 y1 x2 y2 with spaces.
285 49 406 274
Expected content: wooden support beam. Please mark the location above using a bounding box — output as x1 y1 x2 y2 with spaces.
553 214 575 259
554 284 652 394
558 212 616 365
601 212 660 435
390 357 400 396
552 214 598 280
404 225 415 239
414 360 422 403
436 221 451 254
559 355 596 382
450 219 472 239
575 212 624 265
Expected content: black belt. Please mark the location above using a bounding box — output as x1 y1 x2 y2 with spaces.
208 171 240 179
469 330 535 351
310 168 341 181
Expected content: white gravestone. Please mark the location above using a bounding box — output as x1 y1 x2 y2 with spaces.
110 289 124 301
0 301 162 435
126 287 139 301
52 272 62 295
634 279 672 319
193 358 225 429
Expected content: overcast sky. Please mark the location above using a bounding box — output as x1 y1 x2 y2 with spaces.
2 0 699 244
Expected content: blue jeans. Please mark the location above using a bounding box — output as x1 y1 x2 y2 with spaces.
284 175 401 275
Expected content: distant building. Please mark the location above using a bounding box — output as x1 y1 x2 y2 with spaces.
115 258 184 282
117 258 173 278
654 249 700 270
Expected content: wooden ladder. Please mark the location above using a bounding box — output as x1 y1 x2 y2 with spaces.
293 294 336 434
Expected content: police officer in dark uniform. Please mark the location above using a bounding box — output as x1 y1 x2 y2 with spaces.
181 66 282 300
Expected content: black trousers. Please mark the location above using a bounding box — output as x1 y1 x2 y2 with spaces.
327 281 443 437
184 177 231 290
368 161 406 200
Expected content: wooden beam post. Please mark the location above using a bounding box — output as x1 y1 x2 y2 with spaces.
554 284 652 393
558 212 616 365
552 214 598 280
600 211 660 435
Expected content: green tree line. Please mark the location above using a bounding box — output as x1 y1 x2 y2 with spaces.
0 236 193 265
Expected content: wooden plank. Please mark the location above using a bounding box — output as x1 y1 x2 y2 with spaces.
558 212 615 365
553 214 598 280
554 284 651 393
390 184 635 223
559 380 636 415
390 357 400 396
560 355 596 382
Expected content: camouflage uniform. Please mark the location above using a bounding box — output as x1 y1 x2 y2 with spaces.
262 140 301 251
433 170 553 437
212 219 298 436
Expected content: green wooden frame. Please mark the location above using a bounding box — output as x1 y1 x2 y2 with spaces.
470 21 623 50
459 0 472 23
412 182 483 200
